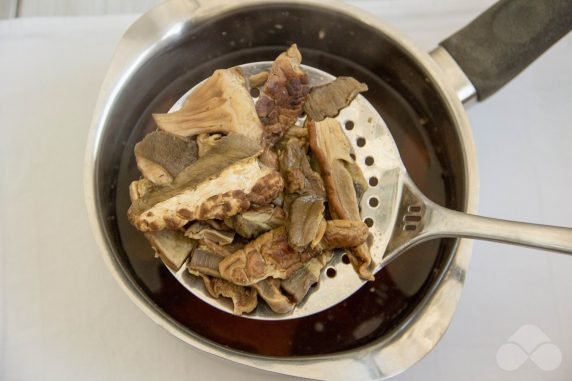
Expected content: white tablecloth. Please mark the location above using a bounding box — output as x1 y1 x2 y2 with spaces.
1 2 571 380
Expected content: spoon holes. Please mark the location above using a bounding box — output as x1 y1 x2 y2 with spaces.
365 156 374 166
356 137 366 147
345 121 354 130
369 177 379 186
326 267 337 278
250 87 260 98
341 254 350 265
364 217 374 227
368 197 379 208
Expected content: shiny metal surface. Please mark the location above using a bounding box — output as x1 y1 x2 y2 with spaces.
84 0 479 379
430 46 477 106
380 176 572 269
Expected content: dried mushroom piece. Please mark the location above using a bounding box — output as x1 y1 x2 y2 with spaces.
153 67 263 143
185 222 235 245
128 134 284 231
256 44 310 144
304 76 368 121
281 250 333 303
287 195 325 251
134 131 198 185
219 221 369 286
248 71 269 88
188 245 226 277
129 178 154 202
252 278 294 314
145 229 196 272
308 118 374 280
196 133 222 157
227 205 285 239
202 276 258 315
277 136 325 197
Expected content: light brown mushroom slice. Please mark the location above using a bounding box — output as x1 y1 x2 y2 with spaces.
134 131 198 185
248 71 269 88
145 230 196 272
185 222 235 245
187 246 225 277
304 76 368 121
201 276 258 315
281 250 333 303
128 134 284 232
153 67 263 143
308 118 374 280
196 133 222 157
252 278 295 314
227 205 286 239
219 221 369 286
287 195 325 251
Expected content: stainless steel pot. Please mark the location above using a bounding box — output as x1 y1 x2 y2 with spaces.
84 0 570 379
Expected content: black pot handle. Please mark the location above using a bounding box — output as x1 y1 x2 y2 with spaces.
440 0 572 101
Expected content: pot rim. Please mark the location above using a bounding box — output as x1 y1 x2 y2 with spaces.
83 0 479 379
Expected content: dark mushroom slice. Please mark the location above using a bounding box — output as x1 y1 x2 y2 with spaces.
153 67 263 143
252 278 295 314
219 221 369 286
202 276 258 315
308 118 374 280
281 250 333 303
128 134 284 232
227 205 286 239
303 76 368 121
185 222 235 246
256 44 310 145
277 135 325 197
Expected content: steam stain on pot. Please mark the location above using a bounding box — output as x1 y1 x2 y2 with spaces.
115 48 454 356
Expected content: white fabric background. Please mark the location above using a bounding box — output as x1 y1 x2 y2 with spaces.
1 2 571 380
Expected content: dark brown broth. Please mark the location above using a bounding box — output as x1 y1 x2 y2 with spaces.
115 49 452 356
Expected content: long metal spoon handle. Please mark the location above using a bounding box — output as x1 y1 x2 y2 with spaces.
426 202 572 254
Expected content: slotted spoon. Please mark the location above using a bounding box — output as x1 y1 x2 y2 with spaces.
166 62 572 320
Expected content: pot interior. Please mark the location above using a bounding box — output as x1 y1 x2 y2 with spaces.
96 3 467 357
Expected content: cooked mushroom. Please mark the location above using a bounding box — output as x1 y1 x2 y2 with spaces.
188 245 226 277
134 131 198 185
219 221 369 286
303 76 368 121
144 230 196 271
248 71 269 88
196 133 222 157
185 222 235 245
277 136 325 197
252 278 294 314
256 44 310 144
308 118 373 280
202 276 258 315
153 67 263 143
227 205 285 239
128 134 284 232
287 195 325 251
129 178 154 202
281 250 333 303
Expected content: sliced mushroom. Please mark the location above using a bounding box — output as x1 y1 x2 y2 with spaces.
256 44 310 145
185 222 235 245
153 67 263 143
219 221 369 286
227 205 286 239
320 220 369 250
308 118 373 280
144 230 196 271
344 160 369 202
188 246 225 277
248 71 269 88
128 134 284 232
202 276 258 315
129 178 154 202
281 250 333 303
196 133 222 157
304 76 368 121
287 195 325 251
277 136 325 197
252 278 294 314
134 131 198 185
